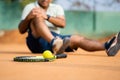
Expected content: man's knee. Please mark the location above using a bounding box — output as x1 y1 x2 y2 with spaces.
70 35 85 43
69 35 87 48
34 17 44 23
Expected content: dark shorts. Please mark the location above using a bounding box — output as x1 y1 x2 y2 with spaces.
26 31 73 53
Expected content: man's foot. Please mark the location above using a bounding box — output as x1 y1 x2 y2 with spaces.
52 37 70 54
57 37 70 54
52 37 63 54
105 32 120 56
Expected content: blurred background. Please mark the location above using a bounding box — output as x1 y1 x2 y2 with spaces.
0 0 120 42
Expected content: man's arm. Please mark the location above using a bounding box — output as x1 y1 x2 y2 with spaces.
18 7 46 34
18 8 35 34
39 7 66 28
18 10 33 34
47 15 66 28
18 19 31 34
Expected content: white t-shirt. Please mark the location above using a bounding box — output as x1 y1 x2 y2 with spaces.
21 1 65 34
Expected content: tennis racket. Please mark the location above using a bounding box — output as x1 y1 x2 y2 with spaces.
13 53 67 62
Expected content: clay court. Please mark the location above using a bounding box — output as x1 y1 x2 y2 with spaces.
0 30 120 80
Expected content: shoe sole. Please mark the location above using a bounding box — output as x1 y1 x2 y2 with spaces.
107 32 120 56
57 37 70 54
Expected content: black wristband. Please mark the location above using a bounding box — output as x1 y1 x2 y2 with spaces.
47 15 51 20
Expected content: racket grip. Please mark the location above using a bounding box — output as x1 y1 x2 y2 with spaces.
55 54 67 59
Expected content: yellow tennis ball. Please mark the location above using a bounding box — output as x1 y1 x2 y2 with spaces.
43 50 54 59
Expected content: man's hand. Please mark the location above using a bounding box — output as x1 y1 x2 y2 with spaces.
26 7 47 20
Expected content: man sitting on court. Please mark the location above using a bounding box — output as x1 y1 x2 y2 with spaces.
18 0 120 56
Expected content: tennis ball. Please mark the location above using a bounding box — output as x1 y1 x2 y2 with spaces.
43 50 54 59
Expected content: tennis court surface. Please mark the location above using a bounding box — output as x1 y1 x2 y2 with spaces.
0 30 120 80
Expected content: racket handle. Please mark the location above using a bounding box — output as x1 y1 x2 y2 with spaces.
55 54 67 59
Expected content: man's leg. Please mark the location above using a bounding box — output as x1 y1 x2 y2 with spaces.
30 17 70 54
69 33 120 56
69 35 105 51
31 17 54 42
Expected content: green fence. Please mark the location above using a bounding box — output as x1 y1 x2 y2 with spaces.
0 1 21 30
60 11 120 38
0 1 120 38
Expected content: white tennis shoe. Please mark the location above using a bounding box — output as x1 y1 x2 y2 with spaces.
52 37 70 54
